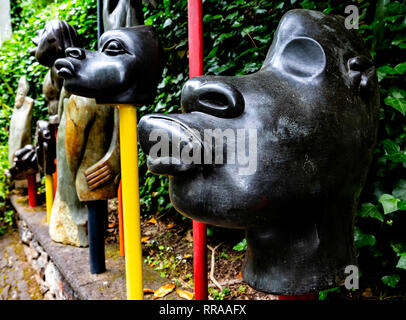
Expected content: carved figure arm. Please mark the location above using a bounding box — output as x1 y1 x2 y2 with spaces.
65 96 95 182
84 107 120 190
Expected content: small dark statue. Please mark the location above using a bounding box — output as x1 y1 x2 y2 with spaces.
6 145 38 181
35 120 56 176
138 10 380 295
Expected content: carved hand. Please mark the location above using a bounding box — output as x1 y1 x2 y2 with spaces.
84 161 115 191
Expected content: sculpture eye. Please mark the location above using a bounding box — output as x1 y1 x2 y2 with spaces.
102 40 127 56
280 37 326 78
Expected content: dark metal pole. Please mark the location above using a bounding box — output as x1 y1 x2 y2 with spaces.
87 201 107 274
97 0 104 49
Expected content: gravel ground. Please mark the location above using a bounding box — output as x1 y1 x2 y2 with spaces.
0 229 43 300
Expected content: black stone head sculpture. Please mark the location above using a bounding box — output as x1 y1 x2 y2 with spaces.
31 20 79 122
5 145 39 181
35 120 56 175
31 20 79 68
138 9 380 295
54 25 161 105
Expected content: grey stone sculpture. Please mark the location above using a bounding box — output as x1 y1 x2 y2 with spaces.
8 76 33 166
50 96 88 246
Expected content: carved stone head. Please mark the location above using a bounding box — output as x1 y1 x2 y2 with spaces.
138 9 380 294
31 20 79 68
54 25 161 105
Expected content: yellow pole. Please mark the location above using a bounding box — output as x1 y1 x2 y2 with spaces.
45 174 54 223
118 104 143 300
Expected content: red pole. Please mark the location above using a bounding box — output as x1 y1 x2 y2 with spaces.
188 0 208 300
27 174 37 208
53 125 58 196
118 180 125 257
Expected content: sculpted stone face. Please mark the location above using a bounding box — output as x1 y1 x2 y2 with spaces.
55 25 161 105
31 20 79 68
138 10 380 294
31 20 79 121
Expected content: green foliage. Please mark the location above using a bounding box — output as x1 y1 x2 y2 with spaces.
382 274 400 288
354 0 406 291
0 0 97 145
233 238 247 252
0 145 12 235
0 0 98 234
209 287 231 300
319 287 340 300
0 210 14 235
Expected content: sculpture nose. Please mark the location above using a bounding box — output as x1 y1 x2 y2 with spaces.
65 47 86 60
181 78 244 118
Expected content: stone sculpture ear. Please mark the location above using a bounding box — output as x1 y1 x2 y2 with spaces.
348 56 376 98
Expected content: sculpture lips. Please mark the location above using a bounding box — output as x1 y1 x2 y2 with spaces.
138 115 203 175
54 59 75 78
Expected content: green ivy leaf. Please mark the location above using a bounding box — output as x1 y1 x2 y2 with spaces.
358 203 384 222
396 254 406 270
381 274 400 288
379 194 400 214
384 87 406 115
393 180 406 201
382 139 400 154
391 242 406 255
354 227 376 248
233 238 247 251
393 62 406 74
398 201 406 210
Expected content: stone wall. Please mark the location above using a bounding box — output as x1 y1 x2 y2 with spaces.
18 219 77 300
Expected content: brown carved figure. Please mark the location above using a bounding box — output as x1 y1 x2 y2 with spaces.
65 95 120 201
6 76 38 182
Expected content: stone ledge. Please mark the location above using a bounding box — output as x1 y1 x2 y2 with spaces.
11 194 173 300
